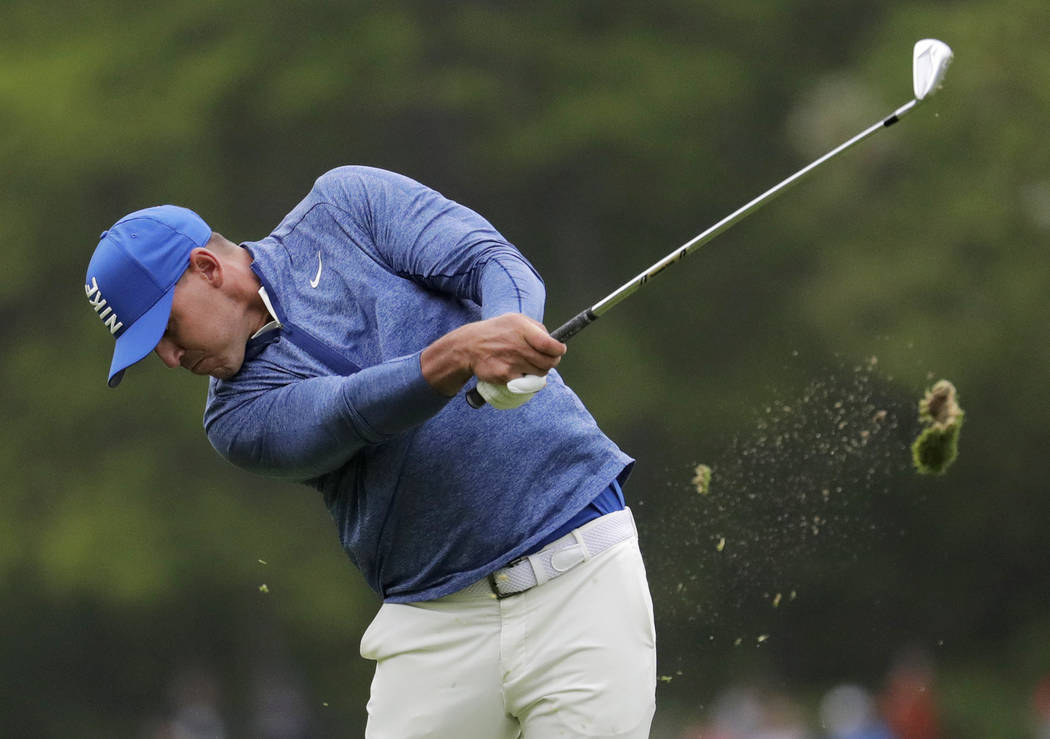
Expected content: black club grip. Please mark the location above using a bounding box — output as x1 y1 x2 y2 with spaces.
550 309 597 342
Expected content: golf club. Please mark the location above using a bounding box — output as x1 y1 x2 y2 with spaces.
468 39 953 408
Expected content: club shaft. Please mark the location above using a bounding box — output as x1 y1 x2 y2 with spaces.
473 98 923 406
581 99 918 322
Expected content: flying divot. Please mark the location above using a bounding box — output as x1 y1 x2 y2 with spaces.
911 379 964 475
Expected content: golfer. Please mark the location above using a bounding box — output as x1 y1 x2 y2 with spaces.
84 165 656 738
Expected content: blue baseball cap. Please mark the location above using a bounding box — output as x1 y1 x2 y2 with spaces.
85 205 212 387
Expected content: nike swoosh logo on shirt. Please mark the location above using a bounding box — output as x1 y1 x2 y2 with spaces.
309 251 323 288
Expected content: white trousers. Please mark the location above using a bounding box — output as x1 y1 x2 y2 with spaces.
360 526 656 738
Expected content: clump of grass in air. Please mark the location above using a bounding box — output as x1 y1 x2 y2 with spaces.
911 379 964 475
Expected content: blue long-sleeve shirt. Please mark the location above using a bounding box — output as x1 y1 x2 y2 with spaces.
203 166 633 602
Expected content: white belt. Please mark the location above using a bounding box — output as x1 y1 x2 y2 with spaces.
488 507 636 599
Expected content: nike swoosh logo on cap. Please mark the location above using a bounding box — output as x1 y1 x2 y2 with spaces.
309 251 323 288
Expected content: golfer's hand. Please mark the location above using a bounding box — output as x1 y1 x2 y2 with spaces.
421 314 566 401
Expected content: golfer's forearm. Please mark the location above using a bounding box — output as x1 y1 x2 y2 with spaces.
206 354 450 479
477 251 546 321
344 352 454 439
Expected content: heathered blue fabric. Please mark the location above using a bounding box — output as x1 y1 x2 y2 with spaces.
203 167 633 603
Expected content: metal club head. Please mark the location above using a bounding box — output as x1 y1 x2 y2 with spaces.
913 39 953 100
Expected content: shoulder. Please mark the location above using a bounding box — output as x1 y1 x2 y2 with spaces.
312 165 412 193
318 165 424 186
310 166 437 206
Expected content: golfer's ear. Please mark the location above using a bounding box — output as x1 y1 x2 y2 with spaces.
188 248 224 287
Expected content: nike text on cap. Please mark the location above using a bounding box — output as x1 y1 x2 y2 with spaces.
85 205 212 387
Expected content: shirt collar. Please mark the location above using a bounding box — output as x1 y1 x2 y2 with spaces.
250 285 282 339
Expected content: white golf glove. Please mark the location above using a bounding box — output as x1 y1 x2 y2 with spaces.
475 374 548 410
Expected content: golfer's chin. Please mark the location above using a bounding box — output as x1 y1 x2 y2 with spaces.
208 365 238 380
209 355 247 380
195 353 244 381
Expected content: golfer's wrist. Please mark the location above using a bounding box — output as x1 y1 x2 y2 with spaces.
420 329 474 397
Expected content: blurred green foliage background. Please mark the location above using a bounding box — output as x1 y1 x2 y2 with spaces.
2 0 1048 736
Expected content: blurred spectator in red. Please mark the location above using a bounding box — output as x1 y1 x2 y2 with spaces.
1033 675 1050 739
880 646 940 739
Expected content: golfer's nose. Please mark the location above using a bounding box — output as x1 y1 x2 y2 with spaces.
155 337 183 368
